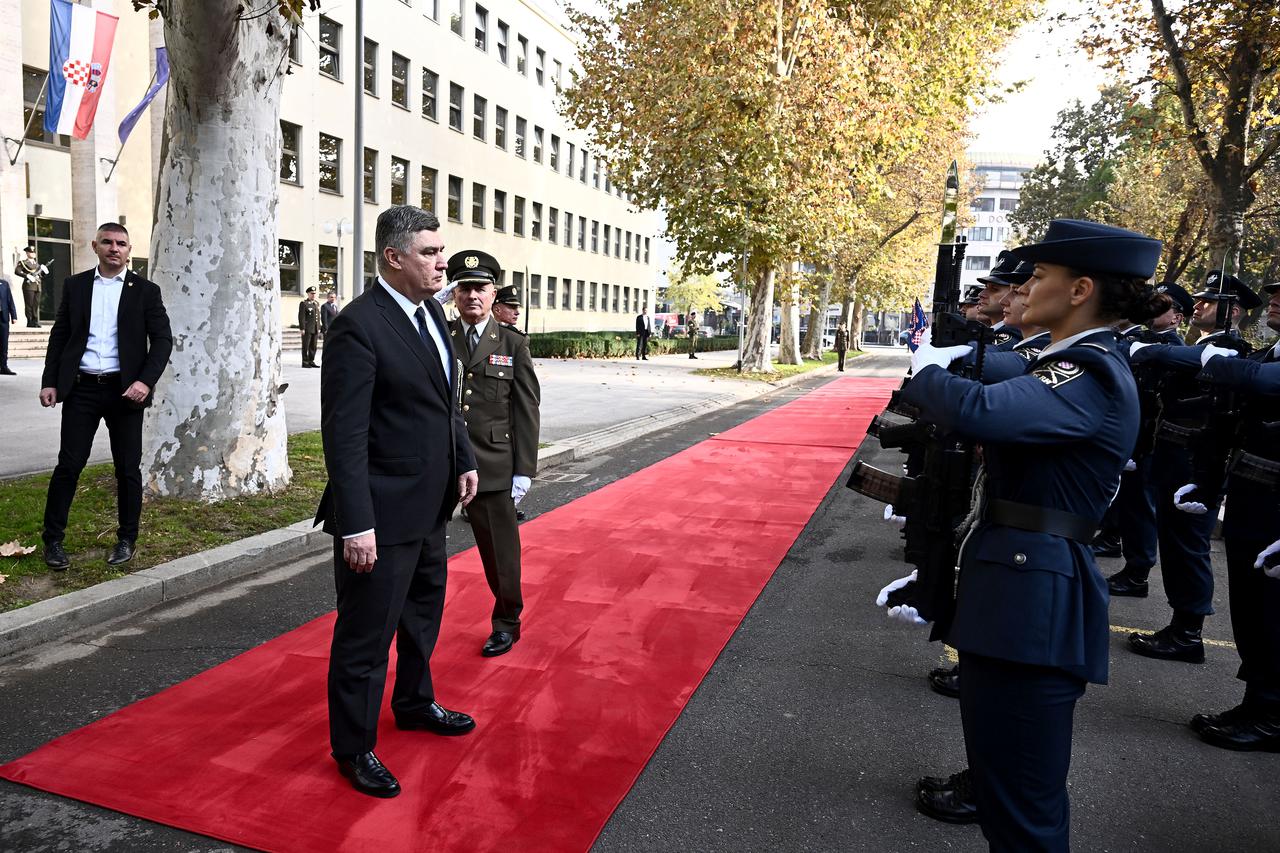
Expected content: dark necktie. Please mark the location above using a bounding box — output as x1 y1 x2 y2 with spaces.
414 306 432 348
468 327 479 353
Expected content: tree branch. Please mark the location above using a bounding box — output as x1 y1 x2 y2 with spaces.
1149 0 1217 178
1244 129 1280 181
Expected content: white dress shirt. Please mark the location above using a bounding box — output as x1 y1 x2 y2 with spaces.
377 276 452 386
79 269 126 374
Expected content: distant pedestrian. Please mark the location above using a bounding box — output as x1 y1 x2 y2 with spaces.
635 306 652 360
16 245 49 327
687 310 700 359
835 324 848 371
39 223 173 572
0 276 16 375
299 286 321 367
320 291 339 337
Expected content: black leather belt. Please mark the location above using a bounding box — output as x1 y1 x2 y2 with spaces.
985 498 1097 544
78 371 120 384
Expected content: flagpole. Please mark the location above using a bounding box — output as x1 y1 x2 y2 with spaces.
5 73 51 166
102 66 159 184
351 0 365 297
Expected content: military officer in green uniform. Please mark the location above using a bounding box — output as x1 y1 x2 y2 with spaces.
447 250 541 657
687 310 700 359
492 284 522 328
298 286 322 367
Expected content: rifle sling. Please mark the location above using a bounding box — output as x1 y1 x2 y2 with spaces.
984 498 1097 544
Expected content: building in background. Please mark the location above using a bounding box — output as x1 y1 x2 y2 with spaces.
3 0 662 333
959 153 1036 288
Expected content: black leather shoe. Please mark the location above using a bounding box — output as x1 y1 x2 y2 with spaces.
0 368 16 375
106 540 135 566
482 631 517 657
1198 709 1280 752
333 751 400 797
917 768 969 793
1190 703 1251 735
1128 625 1205 663
1091 535 1122 558
927 664 960 698
1107 569 1149 598
915 769 979 824
44 542 70 571
394 702 476 735
516 509 527 521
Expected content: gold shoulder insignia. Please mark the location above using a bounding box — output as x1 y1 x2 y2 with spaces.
1032 360 1085 388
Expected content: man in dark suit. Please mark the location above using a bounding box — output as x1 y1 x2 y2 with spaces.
635 306 652 360
447 252 541 657
299 286 322 367
39 223 172 571
316 205 479 799
320 290 339 337
0 277 16 375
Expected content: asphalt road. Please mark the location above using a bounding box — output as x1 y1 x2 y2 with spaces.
1 365 1273 852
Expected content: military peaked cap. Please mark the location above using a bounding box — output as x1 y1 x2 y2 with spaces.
1192 271 1262 310
447 249 502 286
1011 219 1161 280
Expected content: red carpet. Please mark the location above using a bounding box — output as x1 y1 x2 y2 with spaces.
1 376 896 852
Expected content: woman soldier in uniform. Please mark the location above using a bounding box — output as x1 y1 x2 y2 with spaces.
894 219 1164 851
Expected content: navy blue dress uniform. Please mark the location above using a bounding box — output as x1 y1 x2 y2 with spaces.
0 277 17 374
446 251 541 655
901 219 1158 852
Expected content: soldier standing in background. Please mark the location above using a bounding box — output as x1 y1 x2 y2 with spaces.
16 246 49 327
687 310 700 359
835 324 848 371
492 284 523 328
299 286 321 368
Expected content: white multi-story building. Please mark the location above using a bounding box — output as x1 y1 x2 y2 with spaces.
1 0 663 333
959 153 1036 290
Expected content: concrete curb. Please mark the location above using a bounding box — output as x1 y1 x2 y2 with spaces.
0 361 840 660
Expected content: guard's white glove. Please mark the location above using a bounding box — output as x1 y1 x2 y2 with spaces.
434 280 458 305
1123 459 1137 472
1173 483 1208 514
1254 540 1280 579
875 570 928 625
884 504 906 526
910 326 972 375
511 475 531 505
1200 343 1238 367
1129 341 1153 356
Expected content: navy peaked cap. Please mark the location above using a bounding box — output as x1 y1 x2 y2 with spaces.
977 250 1034 287
1192 271 1261 310
1154 281 1194 316
1011 219 1161 280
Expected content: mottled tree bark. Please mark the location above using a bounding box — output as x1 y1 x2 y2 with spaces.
777 268 802 365
740 267 775 373
142 2 291 499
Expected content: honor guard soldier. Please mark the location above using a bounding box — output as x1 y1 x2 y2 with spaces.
975 251 1032 348
1147 281 1193 343
447 250 541 657
961 285 985 324
16 245 50 327
687 310 700 358
493 284 523 329
895 219 1163 850
299 286 322 367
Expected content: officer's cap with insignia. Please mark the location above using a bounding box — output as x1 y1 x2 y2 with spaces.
959 285 982 305
446 249 502 288
1011 219 1161 279
1191 271 1262 310
977 250 1033 287
306 286 316 294
1263 281 1280 294
1154 281 1194 316
495 284 522 306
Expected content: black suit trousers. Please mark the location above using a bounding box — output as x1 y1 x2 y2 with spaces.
42 377 144 545
327 526 448 756
635 333 649 360
0 320 9 368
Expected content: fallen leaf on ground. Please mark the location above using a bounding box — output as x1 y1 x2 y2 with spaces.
0 574 6 584
0 541 36 557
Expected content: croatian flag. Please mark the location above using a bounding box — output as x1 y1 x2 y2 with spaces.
44 0 119 140
907 298 928 352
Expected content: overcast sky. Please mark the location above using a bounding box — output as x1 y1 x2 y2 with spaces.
967 0 1112 162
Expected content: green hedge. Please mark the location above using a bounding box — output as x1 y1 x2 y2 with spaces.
527 331 740 358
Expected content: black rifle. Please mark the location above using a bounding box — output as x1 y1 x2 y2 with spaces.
845 161 993 633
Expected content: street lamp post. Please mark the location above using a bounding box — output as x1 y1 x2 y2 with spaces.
322 218 353 299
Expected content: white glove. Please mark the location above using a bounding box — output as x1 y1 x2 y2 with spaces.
884 504 906 526
1129 341 1152 356
1254 539 1280 579
1123 459 1137 472
910 326 972 375
511 475 531 505
875 570 928 625
1200 343 1238 367
1173 483 1208 514
434 280 458 305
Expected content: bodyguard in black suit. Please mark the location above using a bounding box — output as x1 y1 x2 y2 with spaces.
0 277 16 374
635 307 652 359
39 224 172 570
315 205 479 798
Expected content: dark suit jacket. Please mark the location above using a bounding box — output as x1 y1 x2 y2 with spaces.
0 280 16 323
635 314 651 338
448 317 540 493
315 282 477 544
41 268 173 404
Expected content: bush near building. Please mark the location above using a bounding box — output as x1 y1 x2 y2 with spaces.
527 331 739 358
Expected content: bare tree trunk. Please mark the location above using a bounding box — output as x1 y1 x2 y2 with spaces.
143 3 291 500
851 296 865 351
778 267 802 364
803 270 832 360
741 267 775 373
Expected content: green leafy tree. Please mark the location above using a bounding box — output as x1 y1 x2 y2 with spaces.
662 266 724 317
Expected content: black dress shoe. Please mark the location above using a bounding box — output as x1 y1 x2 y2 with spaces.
106 540 135 566
1091 535 1122 558
394 702 476 735
1107 569 1149 598
516 509 527 522
1190 703 1251 735
44 542 70 571
0 367 16 375
917 768 970 793
1198 709 1280 752
927 664 960 698
915 769 979 824
333 751 400 798
482 631 517 657
1128 625 1205 663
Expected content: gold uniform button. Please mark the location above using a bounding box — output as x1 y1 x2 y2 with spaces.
465 389 472 395
467 372 474 379
1014 553 1027 565
498 371 505 377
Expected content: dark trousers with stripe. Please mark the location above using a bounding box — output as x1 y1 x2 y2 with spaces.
960 652 1086 853
468 489 523 633
1150 440 1217 615
1117 456 1158 571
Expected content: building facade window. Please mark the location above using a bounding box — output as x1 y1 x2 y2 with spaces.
590 220 599 253
363 38 378 95
999 197 1018 212
971 197 995 212
531 274 541 309
517 35 528 74
549 135 560 171
319 16 341 79
493 189 506 231
318 132 342 193
391 53 410 107
564 211 573 247
577 216 586 250
969 226 993 242
422 69 438 120
363 148 378 202
625 231 631 260
579 150 588 183
473 95 487 140
22 67 68 147
566 142 575 178
533 126 543 163
280 121 301 184
964 255 991 270
552 59 562 90
563 279 572 310
450 0 464 36
548 207 558 243
593 158 600 188
531 202 542 240
288 23 300 64
319 244 340 292
421 166 438 213
425 0 439 21
474 5 488 51
390 156 408 205
279 240 301 294
449 83 464 131
496 21 509 64
514 196 525 236
535 48 545 85
614 228 620 256
494 106 507 149
447 175 463 221
644 237 651 264
602 224 611 256
613 284 621 310
514 116 527 157
546 276 557 309
472 183 486 227
576 280 585 310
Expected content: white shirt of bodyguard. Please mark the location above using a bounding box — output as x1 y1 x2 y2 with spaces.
343 277 456 541
79 269 126 374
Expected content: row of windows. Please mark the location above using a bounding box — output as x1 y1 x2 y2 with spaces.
970 197 1019 213
965 226 1013 243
